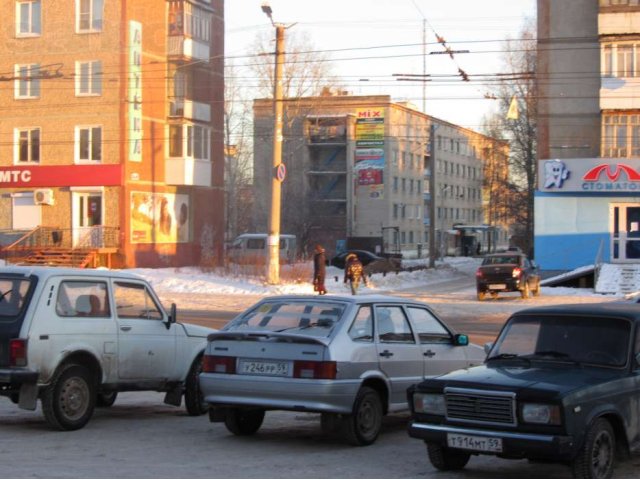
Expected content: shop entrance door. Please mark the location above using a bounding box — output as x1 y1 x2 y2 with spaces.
611 204 640 262
73 192 103 247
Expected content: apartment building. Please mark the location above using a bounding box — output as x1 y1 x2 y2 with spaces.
537 0 640 280
0 0 225 268
253 94 508 258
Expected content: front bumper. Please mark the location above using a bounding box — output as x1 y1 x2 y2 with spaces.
408 422 575 460
200 372 361 414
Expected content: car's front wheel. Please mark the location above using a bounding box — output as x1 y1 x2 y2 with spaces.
224 408 265 436
342 386 383 446
571 418 616 479
426 443 471 471
184 356 208 416
41 363 96 431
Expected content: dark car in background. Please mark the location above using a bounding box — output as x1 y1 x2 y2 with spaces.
407 303 640 479
330 250 400 275
475 252 540 300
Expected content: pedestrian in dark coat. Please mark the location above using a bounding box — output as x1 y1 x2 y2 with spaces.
313 244 327 295
344 253 366 295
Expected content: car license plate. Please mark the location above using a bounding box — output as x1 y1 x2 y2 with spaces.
447 433 503 453
489 284 507 290
238 359 290 377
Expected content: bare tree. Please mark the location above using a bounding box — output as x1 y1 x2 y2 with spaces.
482 20 537 256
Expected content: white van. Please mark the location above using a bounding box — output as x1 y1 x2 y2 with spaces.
228 234 297 265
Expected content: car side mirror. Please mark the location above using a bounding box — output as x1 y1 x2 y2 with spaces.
454 334 469 346
166 303 177 329
484 342 494 354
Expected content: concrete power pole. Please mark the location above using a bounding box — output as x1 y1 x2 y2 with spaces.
429 123 437 269
267 24 285 284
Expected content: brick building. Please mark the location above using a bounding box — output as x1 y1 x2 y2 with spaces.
0 0 225 268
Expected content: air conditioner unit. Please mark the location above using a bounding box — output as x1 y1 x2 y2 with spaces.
34 188 54 206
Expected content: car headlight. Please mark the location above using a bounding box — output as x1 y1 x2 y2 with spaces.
521 403 561 425
413 393 445 415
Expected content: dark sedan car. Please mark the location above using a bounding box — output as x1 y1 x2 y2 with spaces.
475 252 541 300
330 250 399 275
407 303 640 479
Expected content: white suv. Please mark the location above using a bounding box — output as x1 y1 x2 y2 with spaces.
0 266 214 430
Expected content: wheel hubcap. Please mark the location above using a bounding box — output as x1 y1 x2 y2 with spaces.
356 398 378 436
60 377 89 421
591 431 613 477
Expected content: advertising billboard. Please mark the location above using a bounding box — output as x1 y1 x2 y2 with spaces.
131 192 189 244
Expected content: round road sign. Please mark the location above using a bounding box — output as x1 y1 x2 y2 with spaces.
276 163 286 182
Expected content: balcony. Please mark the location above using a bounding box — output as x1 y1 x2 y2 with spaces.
165 158 211 186
168 36 210 62
599 10 640 35
169 97 211 122
601 76 640 109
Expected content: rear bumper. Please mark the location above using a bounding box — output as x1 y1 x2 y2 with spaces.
200 372 360 414
477 278 522 292
0 368 38 386
408 422 575 460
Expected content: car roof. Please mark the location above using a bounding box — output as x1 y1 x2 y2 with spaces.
258 294 431 307
512 302 640 323
0 266 144 281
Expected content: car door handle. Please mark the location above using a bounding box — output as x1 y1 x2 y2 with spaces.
379 350 394 358
120 326 132 332
423 350 436 358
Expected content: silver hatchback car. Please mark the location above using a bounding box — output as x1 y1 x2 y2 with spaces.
200 294 485 445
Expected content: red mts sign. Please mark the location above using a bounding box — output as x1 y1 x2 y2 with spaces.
583 164 640 182
0 165 122 187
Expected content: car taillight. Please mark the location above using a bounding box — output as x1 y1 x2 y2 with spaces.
9 339 27 367
512 267 522 278
202 355 236 374
293 361 337 379
475 269 483 278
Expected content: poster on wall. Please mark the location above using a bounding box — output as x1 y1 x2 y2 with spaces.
355 108 385 186
131 192 190 244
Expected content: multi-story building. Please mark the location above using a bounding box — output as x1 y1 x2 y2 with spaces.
253 94 508 258
0 0 225 268
537 0 640 287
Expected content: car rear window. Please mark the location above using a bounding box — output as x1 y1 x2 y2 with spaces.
226 300 347 337
482 256 519 265
0 277 31 320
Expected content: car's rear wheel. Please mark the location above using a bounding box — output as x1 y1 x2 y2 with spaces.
342 386 383 446
224 408 265 436
521 281 530 299
533 280 541 297
426 443 471 471
184 355 208 416
571 418 616 479
477 291 486 301
42 364 96 431
96 391 117 407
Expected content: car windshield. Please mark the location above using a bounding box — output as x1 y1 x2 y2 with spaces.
0 277 32 320
224 300 347 338
489 314 631 367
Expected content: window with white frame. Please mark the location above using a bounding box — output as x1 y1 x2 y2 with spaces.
602 43 640 77
76 0 103 32
168 124 211 161
16 0 41 36
75 60 102 95
15 127 40 163
15 64 40 99
600 0 640 6
75 126 102 162
602 114 640 157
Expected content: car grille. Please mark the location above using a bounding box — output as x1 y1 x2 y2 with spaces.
444 387 516 426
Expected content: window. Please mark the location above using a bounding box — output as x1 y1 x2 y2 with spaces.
15 64 40 99
168 124 211 161
15 128 40 163
376 306 414 343
76 60 102 95
349 306 373 342
77 0 103 32
602 114 640 157
602 42 640 77
56 281 110 318
393 176 398 193
75 126 102 162
113 282 162 320
407 307 450 343
16 0 41 36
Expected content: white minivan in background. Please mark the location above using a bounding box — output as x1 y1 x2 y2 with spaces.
228 233 297 264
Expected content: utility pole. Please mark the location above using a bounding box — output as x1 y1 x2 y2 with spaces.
262 3 286 284
429 123 437 268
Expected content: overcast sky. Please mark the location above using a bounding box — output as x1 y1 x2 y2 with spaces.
225 0 536 130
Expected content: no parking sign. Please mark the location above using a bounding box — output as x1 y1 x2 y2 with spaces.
275 163 286 182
